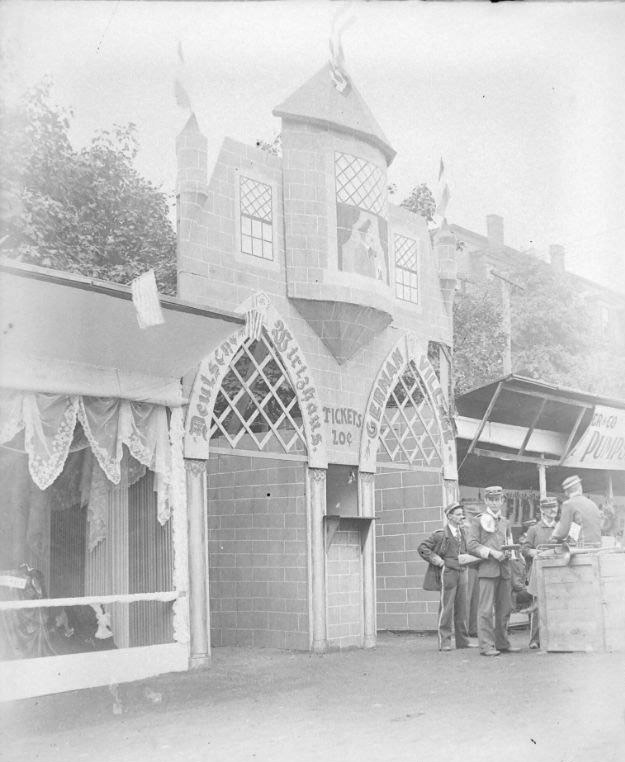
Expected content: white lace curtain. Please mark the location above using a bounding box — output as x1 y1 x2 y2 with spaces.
0 390 186 548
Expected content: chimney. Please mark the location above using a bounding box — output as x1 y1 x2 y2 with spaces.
549 244 566 274
486 214 504 252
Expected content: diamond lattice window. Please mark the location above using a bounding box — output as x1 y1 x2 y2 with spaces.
377 362 443 467
335 153 387 216
394 235 419 304
239 176 273 260
210 336 306 456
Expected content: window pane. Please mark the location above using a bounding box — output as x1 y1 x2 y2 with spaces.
263 222 272 242
252 219 262 238
241 215 252 236
252 238 262 257
262 241 273 260
241 235 252 254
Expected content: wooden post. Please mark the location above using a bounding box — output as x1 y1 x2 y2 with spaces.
309 467 328 653
359 471 377 649
538 462 547 499
185 459 210 669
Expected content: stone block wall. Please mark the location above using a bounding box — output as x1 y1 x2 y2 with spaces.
206 453 309 650
374 469 444 631
326 528 363 648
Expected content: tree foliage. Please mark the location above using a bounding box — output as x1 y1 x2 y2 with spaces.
0 81 176 294
453 283 508 395
400 183 436 223
453 251 625 398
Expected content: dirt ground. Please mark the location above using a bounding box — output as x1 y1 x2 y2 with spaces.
1 630 624 762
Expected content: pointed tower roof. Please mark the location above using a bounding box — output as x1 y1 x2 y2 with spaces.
180 112 201 135
273 64 396 165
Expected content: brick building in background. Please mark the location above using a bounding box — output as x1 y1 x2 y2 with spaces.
451 214 625 351
178 59 459 657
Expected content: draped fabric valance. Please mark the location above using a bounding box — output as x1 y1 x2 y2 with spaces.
0 390 185 536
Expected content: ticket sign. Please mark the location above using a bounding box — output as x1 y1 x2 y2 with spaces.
562 405 625 471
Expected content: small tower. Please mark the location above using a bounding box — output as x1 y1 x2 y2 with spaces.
433 220 458 314
273 62 397 364
176 114 209 300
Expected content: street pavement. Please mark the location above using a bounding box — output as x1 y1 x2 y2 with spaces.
1 630 624 762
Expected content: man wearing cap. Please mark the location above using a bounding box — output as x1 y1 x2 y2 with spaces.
418 503 478 651
552 475 602 547
522 497 559 649
466 486 521 656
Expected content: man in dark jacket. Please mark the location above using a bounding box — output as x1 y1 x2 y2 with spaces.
551 475 602 547
522 496 559 649
466 485 521 656
418 502 479 651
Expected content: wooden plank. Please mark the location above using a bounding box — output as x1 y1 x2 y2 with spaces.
0 643 189 702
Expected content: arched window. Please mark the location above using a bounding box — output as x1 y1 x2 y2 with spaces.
376 361 443 468
210 335 307 457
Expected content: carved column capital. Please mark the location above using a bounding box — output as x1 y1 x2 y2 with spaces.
359 471 375 484
309 467 326 484
184 458 207 476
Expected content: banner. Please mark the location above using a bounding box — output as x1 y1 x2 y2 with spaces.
562 405 625 471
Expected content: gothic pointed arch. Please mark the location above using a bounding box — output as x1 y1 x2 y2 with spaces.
184 293 327 468
359 334 456 478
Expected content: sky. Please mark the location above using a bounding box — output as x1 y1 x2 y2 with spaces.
2 0 625 292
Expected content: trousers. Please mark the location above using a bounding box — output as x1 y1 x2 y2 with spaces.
477 576 512 653
467 567 479 636
438 567 469 649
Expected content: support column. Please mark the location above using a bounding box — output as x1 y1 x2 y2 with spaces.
359 471 377 648
185 459 210 669
538 462 547 499
309 467 327 653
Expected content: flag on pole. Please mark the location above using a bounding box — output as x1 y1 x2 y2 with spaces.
436 155 450 219
329 3 356 92
174 41 193 111
131 270 165 329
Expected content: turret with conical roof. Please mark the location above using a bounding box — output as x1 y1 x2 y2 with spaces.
275 62 397 364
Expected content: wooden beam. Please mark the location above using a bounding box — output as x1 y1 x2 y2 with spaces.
558 406 588 465
519 398 547 456
472 447 560 466
505 384 593 409
465 381 504 459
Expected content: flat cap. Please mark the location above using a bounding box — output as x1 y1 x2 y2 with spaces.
484 485 503 498
562 475 582 492
444 502 463 516
539 497 558 509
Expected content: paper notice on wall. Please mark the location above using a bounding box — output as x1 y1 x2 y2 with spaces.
131 270 165 329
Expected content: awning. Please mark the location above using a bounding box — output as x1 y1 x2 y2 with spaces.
0 262 244 406
455 374 625 493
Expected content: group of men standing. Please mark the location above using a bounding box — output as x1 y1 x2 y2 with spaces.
418 475 603 656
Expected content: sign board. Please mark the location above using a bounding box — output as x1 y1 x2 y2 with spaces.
562 405 625 471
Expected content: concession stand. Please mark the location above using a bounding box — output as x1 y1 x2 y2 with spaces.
0 261 244 700
455 374 625 650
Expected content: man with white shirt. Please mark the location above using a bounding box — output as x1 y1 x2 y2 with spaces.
467 486 521 656
418 502 479 651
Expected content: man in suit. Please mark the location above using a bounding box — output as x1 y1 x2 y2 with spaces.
467 485 521 656
522 496 559 649
418 502 479 651
551 475 602 547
